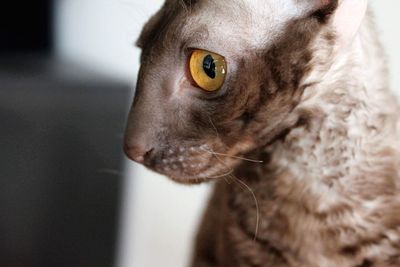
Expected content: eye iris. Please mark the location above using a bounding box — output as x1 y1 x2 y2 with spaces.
189 49 226 92
203 55 216 79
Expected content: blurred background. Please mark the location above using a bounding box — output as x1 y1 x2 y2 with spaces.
0 1 398 267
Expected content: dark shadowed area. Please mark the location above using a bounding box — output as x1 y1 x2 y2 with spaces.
0 1 131 266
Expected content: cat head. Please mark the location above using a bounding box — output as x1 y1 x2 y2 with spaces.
124 0 367 183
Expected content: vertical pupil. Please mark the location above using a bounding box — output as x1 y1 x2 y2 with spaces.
203 55 216 79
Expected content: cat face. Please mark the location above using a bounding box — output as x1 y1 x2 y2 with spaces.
124 0 338 183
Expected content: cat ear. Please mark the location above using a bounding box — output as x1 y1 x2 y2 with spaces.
136 9 164 48
331 0 368 48
311 0 368 48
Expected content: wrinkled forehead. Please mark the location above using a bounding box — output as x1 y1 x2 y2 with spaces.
177 0 315 52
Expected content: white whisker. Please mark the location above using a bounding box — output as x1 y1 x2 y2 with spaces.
209 152 260 241
231 175 260 241
195 153 234 179
208 116 221 139
201 148 263 163
203 169 234 179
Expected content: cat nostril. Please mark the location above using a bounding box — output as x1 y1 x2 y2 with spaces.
124 143 153 164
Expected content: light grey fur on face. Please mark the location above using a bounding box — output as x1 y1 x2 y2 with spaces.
178 0 318 54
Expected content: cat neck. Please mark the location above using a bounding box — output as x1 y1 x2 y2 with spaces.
269 11 400 203
227 12 400 266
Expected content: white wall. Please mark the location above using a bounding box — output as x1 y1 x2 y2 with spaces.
55 1 400 267
55 0 161 82
55 1 211 267
372 1 400 96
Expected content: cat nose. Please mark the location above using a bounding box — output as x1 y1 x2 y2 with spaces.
124 143 153 164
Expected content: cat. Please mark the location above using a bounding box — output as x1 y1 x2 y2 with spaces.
124 0 400 266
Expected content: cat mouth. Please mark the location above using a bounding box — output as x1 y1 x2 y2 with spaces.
129 138 260 184
141 143 238 183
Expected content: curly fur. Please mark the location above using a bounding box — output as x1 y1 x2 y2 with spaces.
124 1 400 266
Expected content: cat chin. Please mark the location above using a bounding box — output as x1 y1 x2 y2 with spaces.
156 167 234 185
166 175 213 185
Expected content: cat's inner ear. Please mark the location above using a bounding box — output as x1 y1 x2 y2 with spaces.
331 0 368 49
309 0 368 48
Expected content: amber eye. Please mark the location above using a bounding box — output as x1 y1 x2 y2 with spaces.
189 49 227 92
